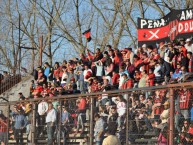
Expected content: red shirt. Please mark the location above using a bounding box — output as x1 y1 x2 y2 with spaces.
112 73 120 85
78 98 86 110
91 82 99 92
134 59 143 68
36 86 43 93
179 90 191 109
114 55 122 66
148 73 155 86
0 119 7 132
121 79 134 89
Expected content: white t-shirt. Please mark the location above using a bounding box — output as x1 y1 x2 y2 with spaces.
185 43 193 53
38 101 48 115
61 72 68 84
116 102 126 116
46 108 57 123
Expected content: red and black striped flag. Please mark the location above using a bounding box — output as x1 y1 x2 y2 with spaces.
83 29 91 42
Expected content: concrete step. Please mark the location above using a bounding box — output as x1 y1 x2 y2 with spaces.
135 138 157 144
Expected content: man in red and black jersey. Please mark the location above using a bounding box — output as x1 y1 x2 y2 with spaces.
179 88 191 119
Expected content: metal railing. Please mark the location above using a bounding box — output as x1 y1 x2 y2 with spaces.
0 82 193 145
0 74 21 95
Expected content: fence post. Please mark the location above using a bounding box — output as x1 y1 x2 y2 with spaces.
32 103 36 144
7 104 10 144
126 94 129 145
169 89 174 145
58 100 62 144
89 96 94 145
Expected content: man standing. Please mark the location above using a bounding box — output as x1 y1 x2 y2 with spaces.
75 96 86 135
94 114 105 145
46 103 57 145
57 106 69 145
11 108 28 145
43 62 53 82
37 100 48 136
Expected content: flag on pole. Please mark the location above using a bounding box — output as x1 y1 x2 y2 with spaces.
82 29 91 42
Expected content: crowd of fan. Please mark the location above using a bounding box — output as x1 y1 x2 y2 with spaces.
2 38 193 145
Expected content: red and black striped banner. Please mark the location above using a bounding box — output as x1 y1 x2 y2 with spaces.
138 8 193 47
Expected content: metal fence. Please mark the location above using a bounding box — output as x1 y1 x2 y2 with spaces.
0 75 21 95
0 82 193 145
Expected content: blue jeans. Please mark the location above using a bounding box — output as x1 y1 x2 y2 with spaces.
144 116 153 131
95 141 102 145
47 122 55 145
181 109 189 120
175 114 181 133
57 128 67 145
77 113 85 131
117 116 125 129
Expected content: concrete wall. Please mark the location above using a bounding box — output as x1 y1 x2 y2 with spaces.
0 75 34 116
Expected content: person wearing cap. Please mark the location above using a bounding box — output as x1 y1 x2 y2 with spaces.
119 66 129 89
160 101 169 124
179 38 185 45
142 44 147 53
185 38 193 53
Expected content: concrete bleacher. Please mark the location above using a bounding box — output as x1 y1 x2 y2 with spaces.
8 122 158 145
